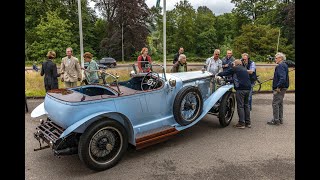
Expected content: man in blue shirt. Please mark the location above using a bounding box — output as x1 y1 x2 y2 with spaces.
267 52 289 125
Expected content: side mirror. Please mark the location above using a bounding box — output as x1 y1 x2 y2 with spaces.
132 64 137 74
203 64 207 69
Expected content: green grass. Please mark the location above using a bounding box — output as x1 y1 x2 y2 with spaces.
25 67 295 97
253 67 295 91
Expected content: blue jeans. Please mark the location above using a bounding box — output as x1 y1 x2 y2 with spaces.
249 82 255 111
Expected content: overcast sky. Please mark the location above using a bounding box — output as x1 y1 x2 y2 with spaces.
90 0 235 16
145 0 235 15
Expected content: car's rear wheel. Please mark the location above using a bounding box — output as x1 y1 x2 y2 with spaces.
218 91 235 127
78 119 128 171
173 86 203 126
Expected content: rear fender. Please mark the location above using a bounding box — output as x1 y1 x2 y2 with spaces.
59 111 135 144
175 84 234 131
31 102 47 118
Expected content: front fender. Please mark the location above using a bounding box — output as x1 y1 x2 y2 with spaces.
175 84 234 131
60 111 115 138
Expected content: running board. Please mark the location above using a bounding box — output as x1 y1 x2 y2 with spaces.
135 126 179 150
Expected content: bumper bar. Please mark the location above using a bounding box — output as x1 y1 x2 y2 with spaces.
33 119 65 151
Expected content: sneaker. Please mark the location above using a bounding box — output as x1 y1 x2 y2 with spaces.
245 123 251 128
233 123 245 129
267 120 280 126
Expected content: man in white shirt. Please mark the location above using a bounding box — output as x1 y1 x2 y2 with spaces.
205 49 223 75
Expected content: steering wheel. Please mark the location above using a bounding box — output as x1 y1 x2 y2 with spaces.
140 72 160 91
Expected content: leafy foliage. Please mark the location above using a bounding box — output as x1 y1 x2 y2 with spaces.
29 11 77 61
194 6 217 56
97 0 150 60
231 0 277 21
233 24 294 61
25 0 295 62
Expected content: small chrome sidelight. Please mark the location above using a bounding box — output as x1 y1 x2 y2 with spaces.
130 70 136 77
169 78 176 87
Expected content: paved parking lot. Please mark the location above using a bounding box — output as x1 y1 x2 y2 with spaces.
25 93 295 180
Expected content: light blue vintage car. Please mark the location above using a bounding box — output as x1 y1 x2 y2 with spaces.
31 64 235 171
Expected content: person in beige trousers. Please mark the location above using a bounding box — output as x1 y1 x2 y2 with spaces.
60 47 82 88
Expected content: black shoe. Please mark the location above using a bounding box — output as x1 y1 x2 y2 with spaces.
267 120 280 126
233 123 245 129
279 119 283 124
245 123 251 128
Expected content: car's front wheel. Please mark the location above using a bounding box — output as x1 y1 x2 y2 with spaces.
78 119 128 171
218 91 235 127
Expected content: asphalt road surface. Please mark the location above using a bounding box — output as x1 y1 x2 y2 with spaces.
25 93 295 180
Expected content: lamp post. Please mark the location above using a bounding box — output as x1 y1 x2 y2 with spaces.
163 0 166 73
276 27 281 53
122 23 124 62
78 0 84 78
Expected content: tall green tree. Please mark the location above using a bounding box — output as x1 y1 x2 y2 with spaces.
231 0 277 21
194 6 217 56
25 0 65 53
147 6 162 55
26 0 98 60
29 11 77 61
233 24 294 61
93 18 108 58
98 0 151 60
273 2 295 48
173 0 196 53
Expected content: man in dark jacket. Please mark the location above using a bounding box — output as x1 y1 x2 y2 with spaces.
222 50 235 71
222 49 235 83
267 52 289 125
41 51 60 92
171 54 187 73
241 53 257 111
173 47 184 64
217 59 252 129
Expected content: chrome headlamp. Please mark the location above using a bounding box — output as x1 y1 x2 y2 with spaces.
215 76 226 86
169 78 176 87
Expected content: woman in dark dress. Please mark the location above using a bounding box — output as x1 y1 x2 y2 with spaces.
40 51 60 92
